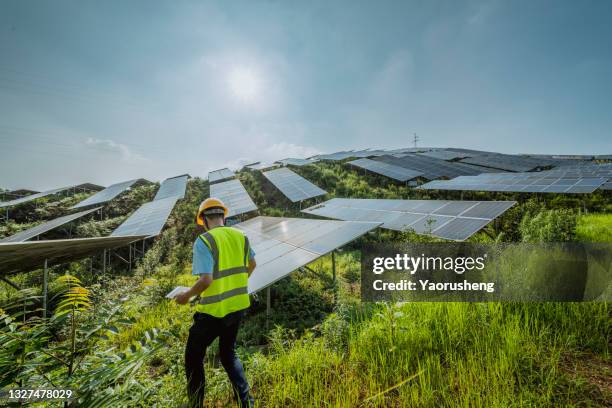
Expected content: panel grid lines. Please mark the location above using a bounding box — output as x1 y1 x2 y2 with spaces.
209 179 258 217
263 168 327 202
348 158 422 181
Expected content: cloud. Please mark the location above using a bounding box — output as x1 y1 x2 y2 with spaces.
84 137 148 162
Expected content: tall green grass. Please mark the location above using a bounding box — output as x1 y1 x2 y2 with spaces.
576 213 612 242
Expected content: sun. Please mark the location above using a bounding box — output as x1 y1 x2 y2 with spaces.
227 67 261 103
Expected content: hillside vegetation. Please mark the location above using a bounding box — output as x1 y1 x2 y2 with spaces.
0 164 610 407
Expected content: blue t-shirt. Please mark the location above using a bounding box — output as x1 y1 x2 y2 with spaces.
192 237 256 276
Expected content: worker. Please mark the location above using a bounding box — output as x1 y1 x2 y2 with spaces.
175 197 256 408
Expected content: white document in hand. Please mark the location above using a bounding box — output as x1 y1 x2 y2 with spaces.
166 286 191 299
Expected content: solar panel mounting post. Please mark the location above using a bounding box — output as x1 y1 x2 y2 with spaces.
266 286 271 328
42 259 49 318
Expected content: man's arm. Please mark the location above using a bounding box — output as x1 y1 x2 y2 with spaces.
247 258 256 277
175 239 214 305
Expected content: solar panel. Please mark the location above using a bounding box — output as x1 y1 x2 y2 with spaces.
276 158 318 167
111 196 179 237
416 149 470 161
244 162 279 171
208 168 235 183
72 179 139 209
0 207 102 243
234 216 381 293
374 154 491 180
0 235 146 276
302 198 516 241
419 173 606 194
154 175 188 200
347 158 423 181
263 168 327 202
310 151 358 161
209 179 258 217
459 153 556 172
0 186 75 209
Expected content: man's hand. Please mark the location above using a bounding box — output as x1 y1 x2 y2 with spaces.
175 290 191 305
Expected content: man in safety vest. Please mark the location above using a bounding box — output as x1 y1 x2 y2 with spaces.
175 197 256 407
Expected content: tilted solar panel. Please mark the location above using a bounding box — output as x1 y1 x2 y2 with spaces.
210 179 258 217
276 158 318 167
263 167 327 202
459 153 556 172
1 207 102 243
347 158 423 181
234 216 380 293
111 196 179 237
374 154 489 180
73 179 139 209
302 198 516 241
416 150 470 161
419 173 606 193
154 175 188 200
208 168 235 184
0 186 75 209
0 235 146 276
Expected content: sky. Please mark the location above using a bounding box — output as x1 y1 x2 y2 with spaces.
0 0 611 190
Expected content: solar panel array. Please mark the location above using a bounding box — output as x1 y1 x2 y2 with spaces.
276 158 318 167
311 151 357 161
419 173 606 193
154 175 188 200
0 235 146 276
208 168 235 184
209 179 258 217
235 216 381 293
536 163 612 178
347 158 423 181
263 167 327 202
0 207 102 243
0 186 74 209
374 154 491 180
416 149 470 161
302 198 516 241
459 153 556 172
73 179 139 209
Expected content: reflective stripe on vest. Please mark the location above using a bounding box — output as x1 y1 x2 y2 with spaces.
195 227 251 318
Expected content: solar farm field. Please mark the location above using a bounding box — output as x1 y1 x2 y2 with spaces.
0 151 610 407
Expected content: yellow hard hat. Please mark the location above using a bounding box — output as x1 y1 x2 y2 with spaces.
196 197 229 226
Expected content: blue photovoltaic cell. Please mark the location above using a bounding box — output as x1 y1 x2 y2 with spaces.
0 207 102 243
210 179 258 217
111 196 179 237
235 216 380 293
154 175 188 200
302 198 515 241
263 167 327 202
348 158 423 181
208 168 235 183
73 179 139 209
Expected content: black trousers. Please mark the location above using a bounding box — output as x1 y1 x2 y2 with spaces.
184 311 253 407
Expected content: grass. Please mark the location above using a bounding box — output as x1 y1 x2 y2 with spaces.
576 213 612 242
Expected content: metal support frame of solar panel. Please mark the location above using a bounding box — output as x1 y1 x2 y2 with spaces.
0 206 102 243
154 174 188 200
374 154 491 180
208 168 235 184
459 153 556 172
302 198 516 241
276 158 317 167
72 179 140 209
0 186 75 209
209 179 258 217
347 158 423 182
262 167 327 202
235 216 381 293
111 196 180 238
419 174 606 193
0 235 146 276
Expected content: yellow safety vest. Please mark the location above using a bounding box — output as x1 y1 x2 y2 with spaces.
194 226 251 318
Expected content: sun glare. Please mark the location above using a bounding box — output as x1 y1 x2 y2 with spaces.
227 67 261 103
